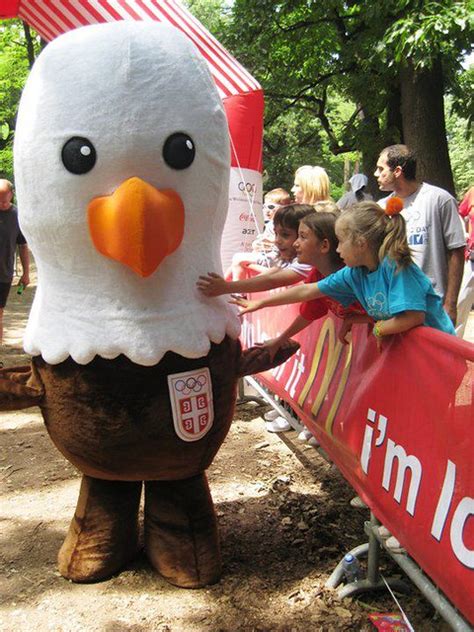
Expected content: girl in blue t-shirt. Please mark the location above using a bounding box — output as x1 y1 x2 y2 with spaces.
233 198 455 341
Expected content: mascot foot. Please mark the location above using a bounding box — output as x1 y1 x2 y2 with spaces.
144 473 221 588
58 475 141 582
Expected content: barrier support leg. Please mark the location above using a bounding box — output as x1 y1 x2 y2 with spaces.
366 516 472 632
236 377 266 405
325 513 410 599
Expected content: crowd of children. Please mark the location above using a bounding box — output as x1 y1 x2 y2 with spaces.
226 164 331 283
197 165 459 441
231 198 455 340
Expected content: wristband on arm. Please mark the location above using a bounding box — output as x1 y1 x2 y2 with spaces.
372 320 384 338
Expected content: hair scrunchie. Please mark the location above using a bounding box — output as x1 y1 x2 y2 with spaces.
385 196 404 216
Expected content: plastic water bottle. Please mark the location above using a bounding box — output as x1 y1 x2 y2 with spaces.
342 553 362 583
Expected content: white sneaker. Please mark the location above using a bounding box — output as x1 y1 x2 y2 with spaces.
350 496 368 509
307 435 320 447
297 428 313 441
377 525 391 539
386 535 405 554
264 409 280 421
266 416 292 433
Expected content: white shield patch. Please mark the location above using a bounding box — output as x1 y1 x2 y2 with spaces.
167 368 214 442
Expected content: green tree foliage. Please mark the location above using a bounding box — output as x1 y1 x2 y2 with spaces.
446 96 474 197
0 19 42 180
185 0 361 197
0 4 472 196
220 1 393 190
450 63 474 129
183 0 231 36
382 0 473 69
220 0 473 195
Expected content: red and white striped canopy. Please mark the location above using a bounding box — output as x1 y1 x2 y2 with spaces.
1 0 261 100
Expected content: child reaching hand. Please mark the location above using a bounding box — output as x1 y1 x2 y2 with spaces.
251 209 369 443
197 204 316 297
233 199 455 342
259 210 369 362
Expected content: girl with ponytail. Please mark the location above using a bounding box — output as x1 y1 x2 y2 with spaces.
233 198 455 341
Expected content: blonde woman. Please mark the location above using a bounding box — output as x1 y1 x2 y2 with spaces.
291 165 330 204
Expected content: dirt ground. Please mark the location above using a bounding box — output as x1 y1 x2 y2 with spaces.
1 268 469 632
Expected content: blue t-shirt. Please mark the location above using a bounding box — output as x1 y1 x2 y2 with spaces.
317 257 455 335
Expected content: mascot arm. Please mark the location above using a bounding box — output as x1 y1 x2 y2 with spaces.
237 339 299 378
0 365 45 411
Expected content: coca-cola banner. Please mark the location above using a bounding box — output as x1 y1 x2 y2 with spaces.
243 298 474 625
220 167 263 271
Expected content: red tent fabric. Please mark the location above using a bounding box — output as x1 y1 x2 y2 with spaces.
0 1 19 18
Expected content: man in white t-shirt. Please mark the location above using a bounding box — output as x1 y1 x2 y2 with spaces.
375 144 465 324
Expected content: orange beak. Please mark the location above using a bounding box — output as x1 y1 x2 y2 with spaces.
87 177 184 278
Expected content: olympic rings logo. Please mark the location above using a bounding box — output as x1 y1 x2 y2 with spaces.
367 292 387 318
175 375 207 395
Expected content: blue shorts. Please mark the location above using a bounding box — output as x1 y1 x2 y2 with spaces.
0 281 12 308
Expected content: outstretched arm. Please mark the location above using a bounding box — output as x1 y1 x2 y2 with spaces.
260 315 311 361
197 268 302 297
230 281 323 315
375 310 425 336
372 311 425 350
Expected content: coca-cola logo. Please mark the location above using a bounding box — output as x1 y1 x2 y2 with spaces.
238 181 257 194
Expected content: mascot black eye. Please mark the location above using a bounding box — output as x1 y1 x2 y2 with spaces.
163 133 195 170
61 137 97 174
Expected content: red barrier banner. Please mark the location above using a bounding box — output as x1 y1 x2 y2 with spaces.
242 297 474 625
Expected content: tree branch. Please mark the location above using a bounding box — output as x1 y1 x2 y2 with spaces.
22 21 36 69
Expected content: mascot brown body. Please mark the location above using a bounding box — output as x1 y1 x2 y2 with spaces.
3 22 297 588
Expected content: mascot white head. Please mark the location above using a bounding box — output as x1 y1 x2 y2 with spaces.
14 21 240 366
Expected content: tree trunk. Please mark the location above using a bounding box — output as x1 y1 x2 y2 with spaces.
358 111 382 199
400 57 455 195
343 158 351 190
386 85 403 144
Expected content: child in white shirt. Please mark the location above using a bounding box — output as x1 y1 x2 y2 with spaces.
226 188 291 281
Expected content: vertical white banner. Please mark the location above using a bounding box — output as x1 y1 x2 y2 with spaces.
220 167 263 271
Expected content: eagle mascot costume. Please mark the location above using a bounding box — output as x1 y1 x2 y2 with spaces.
1 22 297 587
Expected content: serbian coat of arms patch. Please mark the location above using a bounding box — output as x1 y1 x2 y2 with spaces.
167 368 214 442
